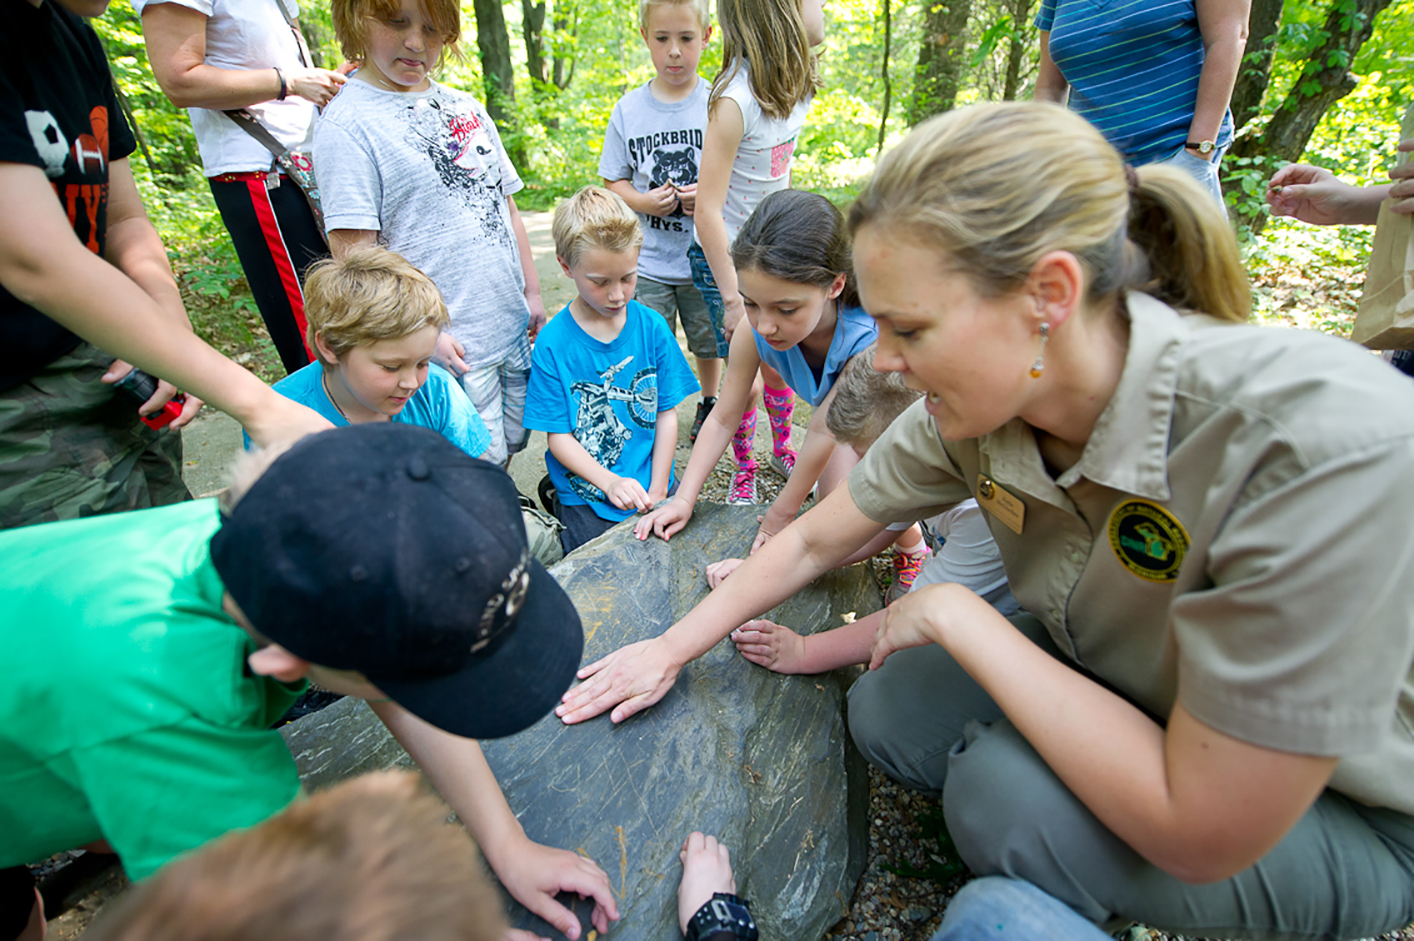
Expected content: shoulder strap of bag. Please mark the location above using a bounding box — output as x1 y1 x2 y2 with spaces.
223 108 290 162
274 0 314 68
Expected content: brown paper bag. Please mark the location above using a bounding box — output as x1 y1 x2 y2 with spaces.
1352 106 1414 349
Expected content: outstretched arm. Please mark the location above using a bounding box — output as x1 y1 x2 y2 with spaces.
0 162 328 448
103 157 203 427
369 700 619 939
1267 140 1414 225
753 385 840 551
634 327 762 540
871 584 1337 882
560 476 887 724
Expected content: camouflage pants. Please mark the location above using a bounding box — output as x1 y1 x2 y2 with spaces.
0 343 189 531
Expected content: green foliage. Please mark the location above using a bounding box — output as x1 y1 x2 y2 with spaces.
84 0 1412 374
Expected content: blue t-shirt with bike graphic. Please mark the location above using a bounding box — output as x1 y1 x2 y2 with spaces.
525 300 699 522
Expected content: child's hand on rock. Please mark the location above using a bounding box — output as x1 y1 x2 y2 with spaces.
678 832 736 935
732 619 807 674
634 496 693 541
705 557 743 588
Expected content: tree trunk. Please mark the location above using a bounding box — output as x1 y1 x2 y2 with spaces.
909 0 972 124
1231 0 1393 166
877 0 892 153
522 0 547 84
552 0 578 90
1230 0 1284 131
1001 0 1034 100
472 0 517 124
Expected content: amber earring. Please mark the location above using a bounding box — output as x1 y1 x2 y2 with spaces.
1029 323 1049 379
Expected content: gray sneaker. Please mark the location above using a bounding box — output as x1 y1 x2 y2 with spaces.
728 467 758 505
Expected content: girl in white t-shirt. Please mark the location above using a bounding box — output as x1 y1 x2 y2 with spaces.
688 0 825 506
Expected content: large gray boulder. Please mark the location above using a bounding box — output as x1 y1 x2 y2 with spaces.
282 503 878 941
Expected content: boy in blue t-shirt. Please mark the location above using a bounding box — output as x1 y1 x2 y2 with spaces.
266 247 492 460
525 187 699 554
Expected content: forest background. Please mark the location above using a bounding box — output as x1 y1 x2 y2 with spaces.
92 0 1412 381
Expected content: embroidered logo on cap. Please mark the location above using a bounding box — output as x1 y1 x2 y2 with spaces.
1107 500 1189 582
472 548 531 652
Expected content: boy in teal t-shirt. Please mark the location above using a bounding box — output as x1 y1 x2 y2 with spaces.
261 246 492 460
0 425 618 941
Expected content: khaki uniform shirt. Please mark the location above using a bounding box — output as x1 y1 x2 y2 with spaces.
850 294 1414 815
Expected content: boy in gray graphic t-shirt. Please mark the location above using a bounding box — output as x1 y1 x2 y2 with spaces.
600 0 724 437
314 10 545 465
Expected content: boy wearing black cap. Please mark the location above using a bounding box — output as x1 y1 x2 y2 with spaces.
0 424 617 941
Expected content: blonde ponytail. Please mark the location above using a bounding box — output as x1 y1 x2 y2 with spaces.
1129 166 1250 323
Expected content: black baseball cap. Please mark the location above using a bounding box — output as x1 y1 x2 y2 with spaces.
210 424 583 740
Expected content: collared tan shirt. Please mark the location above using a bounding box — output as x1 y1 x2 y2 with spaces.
850 293 1414 815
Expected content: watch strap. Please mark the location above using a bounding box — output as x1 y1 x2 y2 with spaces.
1184 140 1216 154
686 892 758 941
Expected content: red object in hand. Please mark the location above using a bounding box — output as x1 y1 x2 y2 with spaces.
112 367 184 429
140 397 185 430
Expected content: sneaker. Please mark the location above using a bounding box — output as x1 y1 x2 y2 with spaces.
690 396 717 442
537 473 559 516
727 467 758 505
885 545 931 604
767 448 797 480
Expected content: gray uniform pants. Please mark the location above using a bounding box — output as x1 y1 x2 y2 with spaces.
846 615 1414 941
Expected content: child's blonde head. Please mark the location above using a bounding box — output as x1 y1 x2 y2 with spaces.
304 247 450 366
552 186 643 270
710 0 818 120
83 772 507 941
332 0 462 63
826 345 921 450
640 0 711 32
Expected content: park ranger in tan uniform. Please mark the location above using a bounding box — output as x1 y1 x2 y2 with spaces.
556 103 1414 940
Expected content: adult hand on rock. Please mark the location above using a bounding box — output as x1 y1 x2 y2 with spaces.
493 836 619 941
556 637 683 724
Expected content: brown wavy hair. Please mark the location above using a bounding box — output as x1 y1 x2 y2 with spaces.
709 0 818 121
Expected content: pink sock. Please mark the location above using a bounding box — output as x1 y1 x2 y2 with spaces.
733 407 758 472
762 385 794 456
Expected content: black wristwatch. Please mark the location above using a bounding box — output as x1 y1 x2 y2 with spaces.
686 892 758 941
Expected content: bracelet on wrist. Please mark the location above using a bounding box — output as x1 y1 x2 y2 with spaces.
274 67 288 101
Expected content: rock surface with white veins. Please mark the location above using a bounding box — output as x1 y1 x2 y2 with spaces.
282 502 877 941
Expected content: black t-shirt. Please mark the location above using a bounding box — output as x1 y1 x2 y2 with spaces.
0 2 137 392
